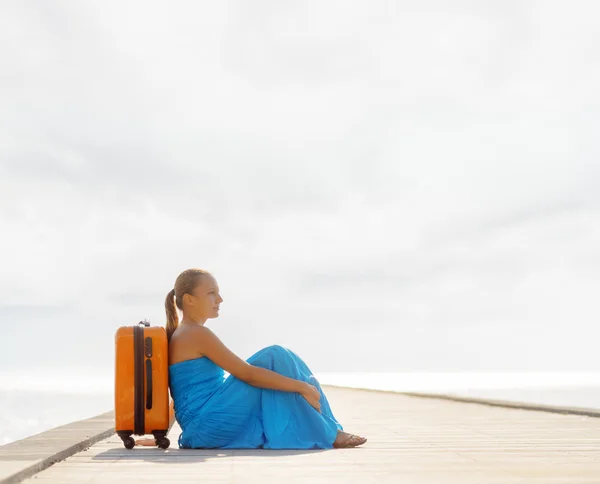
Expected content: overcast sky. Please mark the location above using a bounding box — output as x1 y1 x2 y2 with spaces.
1 0 599 377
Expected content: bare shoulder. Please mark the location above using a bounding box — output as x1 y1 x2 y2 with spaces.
169 325 213 365
185 325 222 346
190 324 215 337
171 325 254 382
191 325 227 353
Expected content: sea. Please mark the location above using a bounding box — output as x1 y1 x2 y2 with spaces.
1 371 599 446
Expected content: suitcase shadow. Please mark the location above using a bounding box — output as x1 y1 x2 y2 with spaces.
93 447 330 463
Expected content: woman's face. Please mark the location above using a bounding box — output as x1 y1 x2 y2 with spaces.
186 275 223 319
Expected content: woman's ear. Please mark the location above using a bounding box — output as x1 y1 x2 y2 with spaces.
183 293 193 306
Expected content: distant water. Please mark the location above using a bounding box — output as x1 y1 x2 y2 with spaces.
0 370 113 446
1 371 599 446
317 372 600 410
0 390 113 446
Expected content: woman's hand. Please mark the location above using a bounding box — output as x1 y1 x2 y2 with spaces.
298 382 321 413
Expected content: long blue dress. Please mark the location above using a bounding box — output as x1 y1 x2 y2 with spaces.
168 345 343 449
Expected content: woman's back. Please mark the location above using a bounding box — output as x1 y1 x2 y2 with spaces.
168 325 206 366
169 357 224 412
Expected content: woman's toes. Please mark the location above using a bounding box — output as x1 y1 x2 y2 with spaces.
333 432 367 448
350 435 367 447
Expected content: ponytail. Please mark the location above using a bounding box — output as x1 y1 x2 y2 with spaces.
165 288 178 342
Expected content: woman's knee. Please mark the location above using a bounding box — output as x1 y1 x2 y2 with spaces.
249 345 293 368
265 344 286 353
255 344 290 357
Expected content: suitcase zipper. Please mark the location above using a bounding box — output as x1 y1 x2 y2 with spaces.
133 324 145 435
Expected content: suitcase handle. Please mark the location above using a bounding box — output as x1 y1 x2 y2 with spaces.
145 359 153 410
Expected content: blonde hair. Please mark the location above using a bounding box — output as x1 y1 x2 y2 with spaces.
165 268 211 342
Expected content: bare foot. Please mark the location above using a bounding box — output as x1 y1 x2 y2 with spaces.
135 438 156 446
333 430 367 448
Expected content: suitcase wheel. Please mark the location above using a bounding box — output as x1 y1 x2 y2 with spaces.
117 431 136 450
157 437 170 449
123 436 136 449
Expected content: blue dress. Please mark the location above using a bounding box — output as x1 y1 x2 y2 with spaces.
168 345 343 449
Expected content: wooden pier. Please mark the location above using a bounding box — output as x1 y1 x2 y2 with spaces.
2 386 600 483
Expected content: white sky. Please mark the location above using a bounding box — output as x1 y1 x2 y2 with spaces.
1 0 599 374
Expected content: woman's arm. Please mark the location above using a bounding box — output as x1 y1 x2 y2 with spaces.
189 326 310 394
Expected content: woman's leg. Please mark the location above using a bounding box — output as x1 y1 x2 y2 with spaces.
246 345 343 429
268 347 367 447
244 345 340 448
246 345 367 448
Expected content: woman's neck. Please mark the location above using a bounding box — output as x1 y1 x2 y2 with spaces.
181 316 207 326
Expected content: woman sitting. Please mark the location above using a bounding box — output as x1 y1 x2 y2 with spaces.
166 268 367 449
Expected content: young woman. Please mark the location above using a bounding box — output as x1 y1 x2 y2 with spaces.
166 268 367 449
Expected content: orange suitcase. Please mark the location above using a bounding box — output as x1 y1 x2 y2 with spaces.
115 320 173 449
